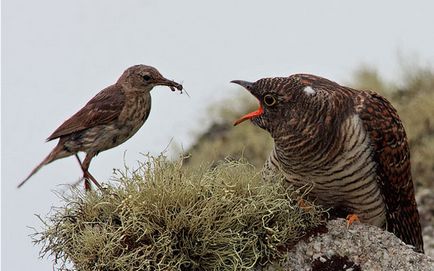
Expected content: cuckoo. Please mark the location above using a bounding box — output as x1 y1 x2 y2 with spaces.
232 74 424 253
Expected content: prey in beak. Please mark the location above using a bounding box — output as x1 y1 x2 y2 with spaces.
157 78 183 92
231 80 264 126
157 78 190 96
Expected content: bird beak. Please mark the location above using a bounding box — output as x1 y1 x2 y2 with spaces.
231 80 263 126
156 78 183 92
231 80 253 90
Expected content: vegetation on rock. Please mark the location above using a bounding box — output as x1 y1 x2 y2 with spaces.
34 156 324 270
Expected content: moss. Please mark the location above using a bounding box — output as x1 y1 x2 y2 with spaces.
33 156 324 271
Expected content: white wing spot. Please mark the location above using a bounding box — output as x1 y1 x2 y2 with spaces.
303 86 316 95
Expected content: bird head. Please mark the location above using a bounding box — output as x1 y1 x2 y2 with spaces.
231 75 340 137
118 65 183 93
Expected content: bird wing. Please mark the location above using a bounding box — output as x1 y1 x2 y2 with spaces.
47 84 126 141
357 91 424 252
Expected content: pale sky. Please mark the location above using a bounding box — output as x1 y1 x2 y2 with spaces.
2 1 434 270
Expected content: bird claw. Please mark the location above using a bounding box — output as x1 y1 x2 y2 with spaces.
82 171 103 191
71 176 93 191
297 198 314 211
346 214 360 228
83 178 92 191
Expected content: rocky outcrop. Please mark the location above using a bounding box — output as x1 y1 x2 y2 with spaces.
279 219 434 270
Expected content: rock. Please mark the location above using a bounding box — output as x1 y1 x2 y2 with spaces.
279 219 434 270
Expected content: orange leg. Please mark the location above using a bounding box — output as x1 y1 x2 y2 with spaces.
346 213 360 228
298 198 311 210
297 198 317 213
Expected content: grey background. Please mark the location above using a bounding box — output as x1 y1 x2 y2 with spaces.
2 0 434 270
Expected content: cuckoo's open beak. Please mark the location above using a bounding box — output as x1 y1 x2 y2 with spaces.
231 80 263 126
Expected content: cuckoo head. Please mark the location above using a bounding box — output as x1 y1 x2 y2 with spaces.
231 76 313 134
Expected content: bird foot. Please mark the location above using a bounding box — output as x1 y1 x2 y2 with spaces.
346 214 360 228
71 176 94 191
83 178 92 191
297 198 314 211
83 171 103 191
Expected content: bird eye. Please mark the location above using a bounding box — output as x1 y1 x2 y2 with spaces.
142 75 152 81
263 94 277 106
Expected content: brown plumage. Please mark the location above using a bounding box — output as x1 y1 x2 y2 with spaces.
19 65 182 190
232 74 424 253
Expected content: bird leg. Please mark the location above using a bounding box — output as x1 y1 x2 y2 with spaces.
75 154 103 190
297 198 314 211
346 213 360 228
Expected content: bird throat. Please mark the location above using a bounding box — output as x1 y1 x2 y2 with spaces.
233 104 264 126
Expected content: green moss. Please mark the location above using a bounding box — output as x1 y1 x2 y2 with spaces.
34 156 324 271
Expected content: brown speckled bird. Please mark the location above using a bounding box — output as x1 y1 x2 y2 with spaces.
232 74 424 253
19 65 182 190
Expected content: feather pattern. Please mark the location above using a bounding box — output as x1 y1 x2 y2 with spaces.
235 73 424 253
357 91 423 252
47 85 126 141
20 64 182 189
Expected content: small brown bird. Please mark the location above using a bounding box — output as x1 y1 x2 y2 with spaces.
19 65 182 190
232 74 424 253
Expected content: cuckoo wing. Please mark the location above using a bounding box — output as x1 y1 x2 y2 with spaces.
357 91 424 253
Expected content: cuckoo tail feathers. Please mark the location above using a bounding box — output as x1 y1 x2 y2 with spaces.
18 145 70 188
386 201 424 253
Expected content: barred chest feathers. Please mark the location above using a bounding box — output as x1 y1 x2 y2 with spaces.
233 73 423 252
268 113 387 227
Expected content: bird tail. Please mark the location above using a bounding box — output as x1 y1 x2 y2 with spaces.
387 199 425 253
18 144 70 188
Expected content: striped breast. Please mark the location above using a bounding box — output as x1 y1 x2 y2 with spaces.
268 113 386 227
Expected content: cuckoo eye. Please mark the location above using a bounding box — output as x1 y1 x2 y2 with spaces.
263 94 277 106
142 75 152 81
